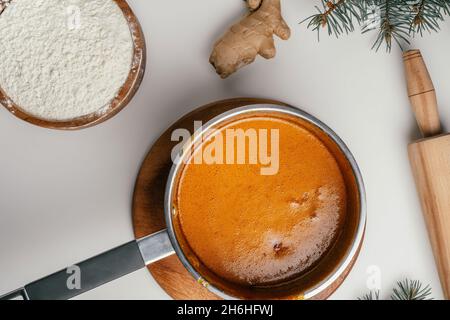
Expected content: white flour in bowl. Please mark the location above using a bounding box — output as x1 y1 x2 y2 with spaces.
0 0 133 121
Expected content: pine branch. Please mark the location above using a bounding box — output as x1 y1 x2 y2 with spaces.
410 0 450 36
391 279 433 300
362 0 412 52
358 290 380 300
301 1 365 40
358 279 433 300
302 0 450 52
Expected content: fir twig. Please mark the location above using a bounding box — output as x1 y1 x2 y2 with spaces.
362 0 411 52
302 0 450 52
391 279 433 300
409 0 450 36
358 279 433 300
301 1 364 40
358 290 380 300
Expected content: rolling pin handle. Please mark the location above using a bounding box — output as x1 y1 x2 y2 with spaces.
403 50 442 138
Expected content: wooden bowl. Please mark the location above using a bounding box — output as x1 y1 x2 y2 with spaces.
0 0 146 130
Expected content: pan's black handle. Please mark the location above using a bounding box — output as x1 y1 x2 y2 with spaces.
1 230 174 300
0 288 28 300
4 241 145 300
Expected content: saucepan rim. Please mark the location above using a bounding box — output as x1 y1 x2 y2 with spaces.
164 104 367 300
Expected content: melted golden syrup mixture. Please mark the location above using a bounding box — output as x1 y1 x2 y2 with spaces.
176 116 347 286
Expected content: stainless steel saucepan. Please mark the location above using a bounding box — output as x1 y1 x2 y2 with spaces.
1 104 366 300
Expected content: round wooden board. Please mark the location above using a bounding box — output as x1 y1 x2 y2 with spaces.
0 0 146 130
132 98 363 300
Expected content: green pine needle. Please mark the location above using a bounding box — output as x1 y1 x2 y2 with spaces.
358 290 380 300
391 279 433 300
358 279 433 300
300 0 364 40
301 0 450 52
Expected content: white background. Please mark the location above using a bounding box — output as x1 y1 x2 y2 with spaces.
1 0 448 300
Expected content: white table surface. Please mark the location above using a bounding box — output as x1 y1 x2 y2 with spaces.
0 0 448 300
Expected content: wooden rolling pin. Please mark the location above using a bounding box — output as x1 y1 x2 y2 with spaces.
404 49 450 299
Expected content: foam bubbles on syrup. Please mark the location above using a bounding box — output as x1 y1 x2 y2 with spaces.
225 186 342 285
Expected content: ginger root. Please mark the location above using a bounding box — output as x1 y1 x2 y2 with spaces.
210 0 291 79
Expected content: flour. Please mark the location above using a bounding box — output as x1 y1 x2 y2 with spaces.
0 0 133 121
